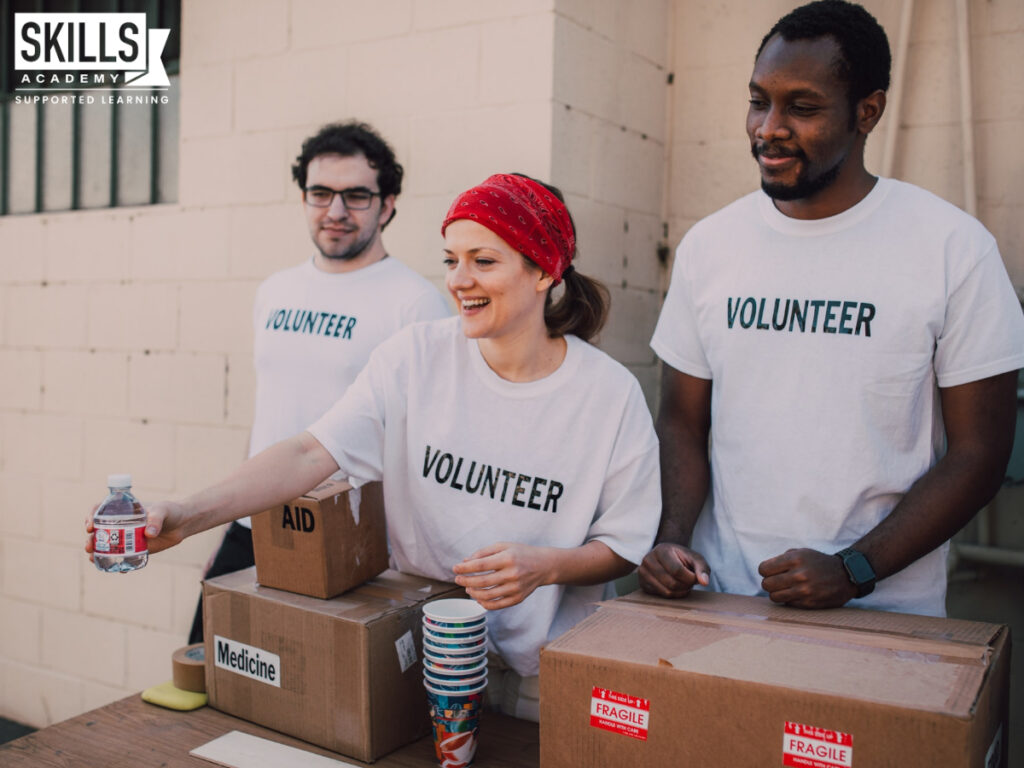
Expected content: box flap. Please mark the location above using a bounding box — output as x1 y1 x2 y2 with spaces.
207 567 461 625
545 592 1004 717
612 589 1003 647
300 478 354 502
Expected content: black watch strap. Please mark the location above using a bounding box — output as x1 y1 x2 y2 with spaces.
834 547 876 598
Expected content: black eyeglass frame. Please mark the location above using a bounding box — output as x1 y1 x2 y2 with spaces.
302 185 383 209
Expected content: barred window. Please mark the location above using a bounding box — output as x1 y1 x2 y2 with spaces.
0 0 180 215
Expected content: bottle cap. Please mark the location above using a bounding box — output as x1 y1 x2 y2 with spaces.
107 473 132 488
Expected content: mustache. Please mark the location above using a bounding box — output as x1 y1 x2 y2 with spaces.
751 144 806 161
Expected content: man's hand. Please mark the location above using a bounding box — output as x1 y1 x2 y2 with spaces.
638 542 711 598
758 548 857 608
85 500 192 561
452 542 555 610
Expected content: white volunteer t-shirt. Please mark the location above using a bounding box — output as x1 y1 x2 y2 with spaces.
240 256 450 528
309 317 661 676
651 178 1024 616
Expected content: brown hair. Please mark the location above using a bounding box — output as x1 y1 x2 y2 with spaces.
512 174 610 343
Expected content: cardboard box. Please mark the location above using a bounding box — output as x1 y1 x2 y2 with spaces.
251 479 388 598
540 590 1010 768
203 567 464 762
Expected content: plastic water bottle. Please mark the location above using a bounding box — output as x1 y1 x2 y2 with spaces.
93 474 148 573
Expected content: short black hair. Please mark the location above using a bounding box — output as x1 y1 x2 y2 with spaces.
291 121 403 225
757 0 891 109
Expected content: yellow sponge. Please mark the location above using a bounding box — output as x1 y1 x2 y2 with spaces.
141 680 208 711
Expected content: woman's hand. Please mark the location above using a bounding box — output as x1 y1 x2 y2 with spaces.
85 500 193 560
452 542 556 610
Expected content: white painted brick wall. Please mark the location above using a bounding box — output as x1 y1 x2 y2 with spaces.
43 351 129 417
6 285 90 349
2 414 84 481
292 0 414 49
0 350 43 410
228 204 308 280
2 0 1021 732
178 282 257 355
179 64 235 138
0 218 46 283
44 213 131 282
128 352 227 424
131 208 232 282
0 474 43 539
88 283 179 351
81 420 176 491
0 598 41 665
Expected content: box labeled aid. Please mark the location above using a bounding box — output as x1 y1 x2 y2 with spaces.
203 567 464 762
540 590 1010 768
251 479 387 599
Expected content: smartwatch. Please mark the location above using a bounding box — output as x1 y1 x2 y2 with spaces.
834 547 876 598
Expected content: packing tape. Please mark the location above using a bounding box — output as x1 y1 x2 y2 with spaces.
171 643 206 693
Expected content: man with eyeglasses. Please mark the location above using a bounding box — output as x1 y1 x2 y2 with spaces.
188 121 449 644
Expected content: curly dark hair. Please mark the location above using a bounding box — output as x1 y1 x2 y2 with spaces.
291 121 403 227
757 0 891 113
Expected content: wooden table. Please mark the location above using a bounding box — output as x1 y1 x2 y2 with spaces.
0 695 539 767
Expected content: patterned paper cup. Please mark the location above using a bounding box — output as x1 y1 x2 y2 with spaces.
423 647 487 668
423 599 487 629
423 626 487 647
423 657 488 677
424 638 487 656
422 618 488 636
425 687 484 768
425 678 488 698
424 671 488 691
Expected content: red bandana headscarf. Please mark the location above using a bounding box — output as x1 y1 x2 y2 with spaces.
441 174 576 284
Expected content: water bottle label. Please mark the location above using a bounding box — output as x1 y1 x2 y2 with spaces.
94 525 148 555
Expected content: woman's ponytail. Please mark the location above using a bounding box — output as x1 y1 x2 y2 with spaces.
543 267 609 343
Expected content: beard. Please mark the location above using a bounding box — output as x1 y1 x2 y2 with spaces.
752 144 845 202
316 223 377 262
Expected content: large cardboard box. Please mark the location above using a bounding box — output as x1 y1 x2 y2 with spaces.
541 590 1010 768
251 479 387 598
203 567 464 762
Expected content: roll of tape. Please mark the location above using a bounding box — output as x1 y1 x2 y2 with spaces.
171 643 206 693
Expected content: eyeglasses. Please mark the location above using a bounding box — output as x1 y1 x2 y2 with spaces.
303 185 381 209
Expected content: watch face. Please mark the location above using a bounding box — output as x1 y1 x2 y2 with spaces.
838 548 876 597
845 555 874 584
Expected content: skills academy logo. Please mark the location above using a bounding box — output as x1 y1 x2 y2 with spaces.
12 12 171 105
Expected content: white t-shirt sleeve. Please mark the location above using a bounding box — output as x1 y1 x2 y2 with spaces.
403 285 452 324
936 240 1024 388
306 344 392 485
650 237 713 378
585 381 661 565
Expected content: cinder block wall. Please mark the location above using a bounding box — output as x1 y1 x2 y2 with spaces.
2 0 1021 730
552 0 671 407
0 0 562 727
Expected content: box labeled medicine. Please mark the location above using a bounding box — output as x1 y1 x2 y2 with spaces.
203 567 464 762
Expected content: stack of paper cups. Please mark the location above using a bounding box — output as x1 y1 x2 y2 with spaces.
422 599 488 768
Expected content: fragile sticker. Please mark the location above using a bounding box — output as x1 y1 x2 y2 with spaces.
783 721 853 768
395 630 417 673
589 686 649 741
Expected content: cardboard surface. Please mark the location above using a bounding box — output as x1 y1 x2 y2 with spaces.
251 479 388 599
203 568 464 763
540 590 1011 768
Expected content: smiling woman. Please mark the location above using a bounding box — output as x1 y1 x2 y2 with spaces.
440 173 610 381
88 172 662 723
